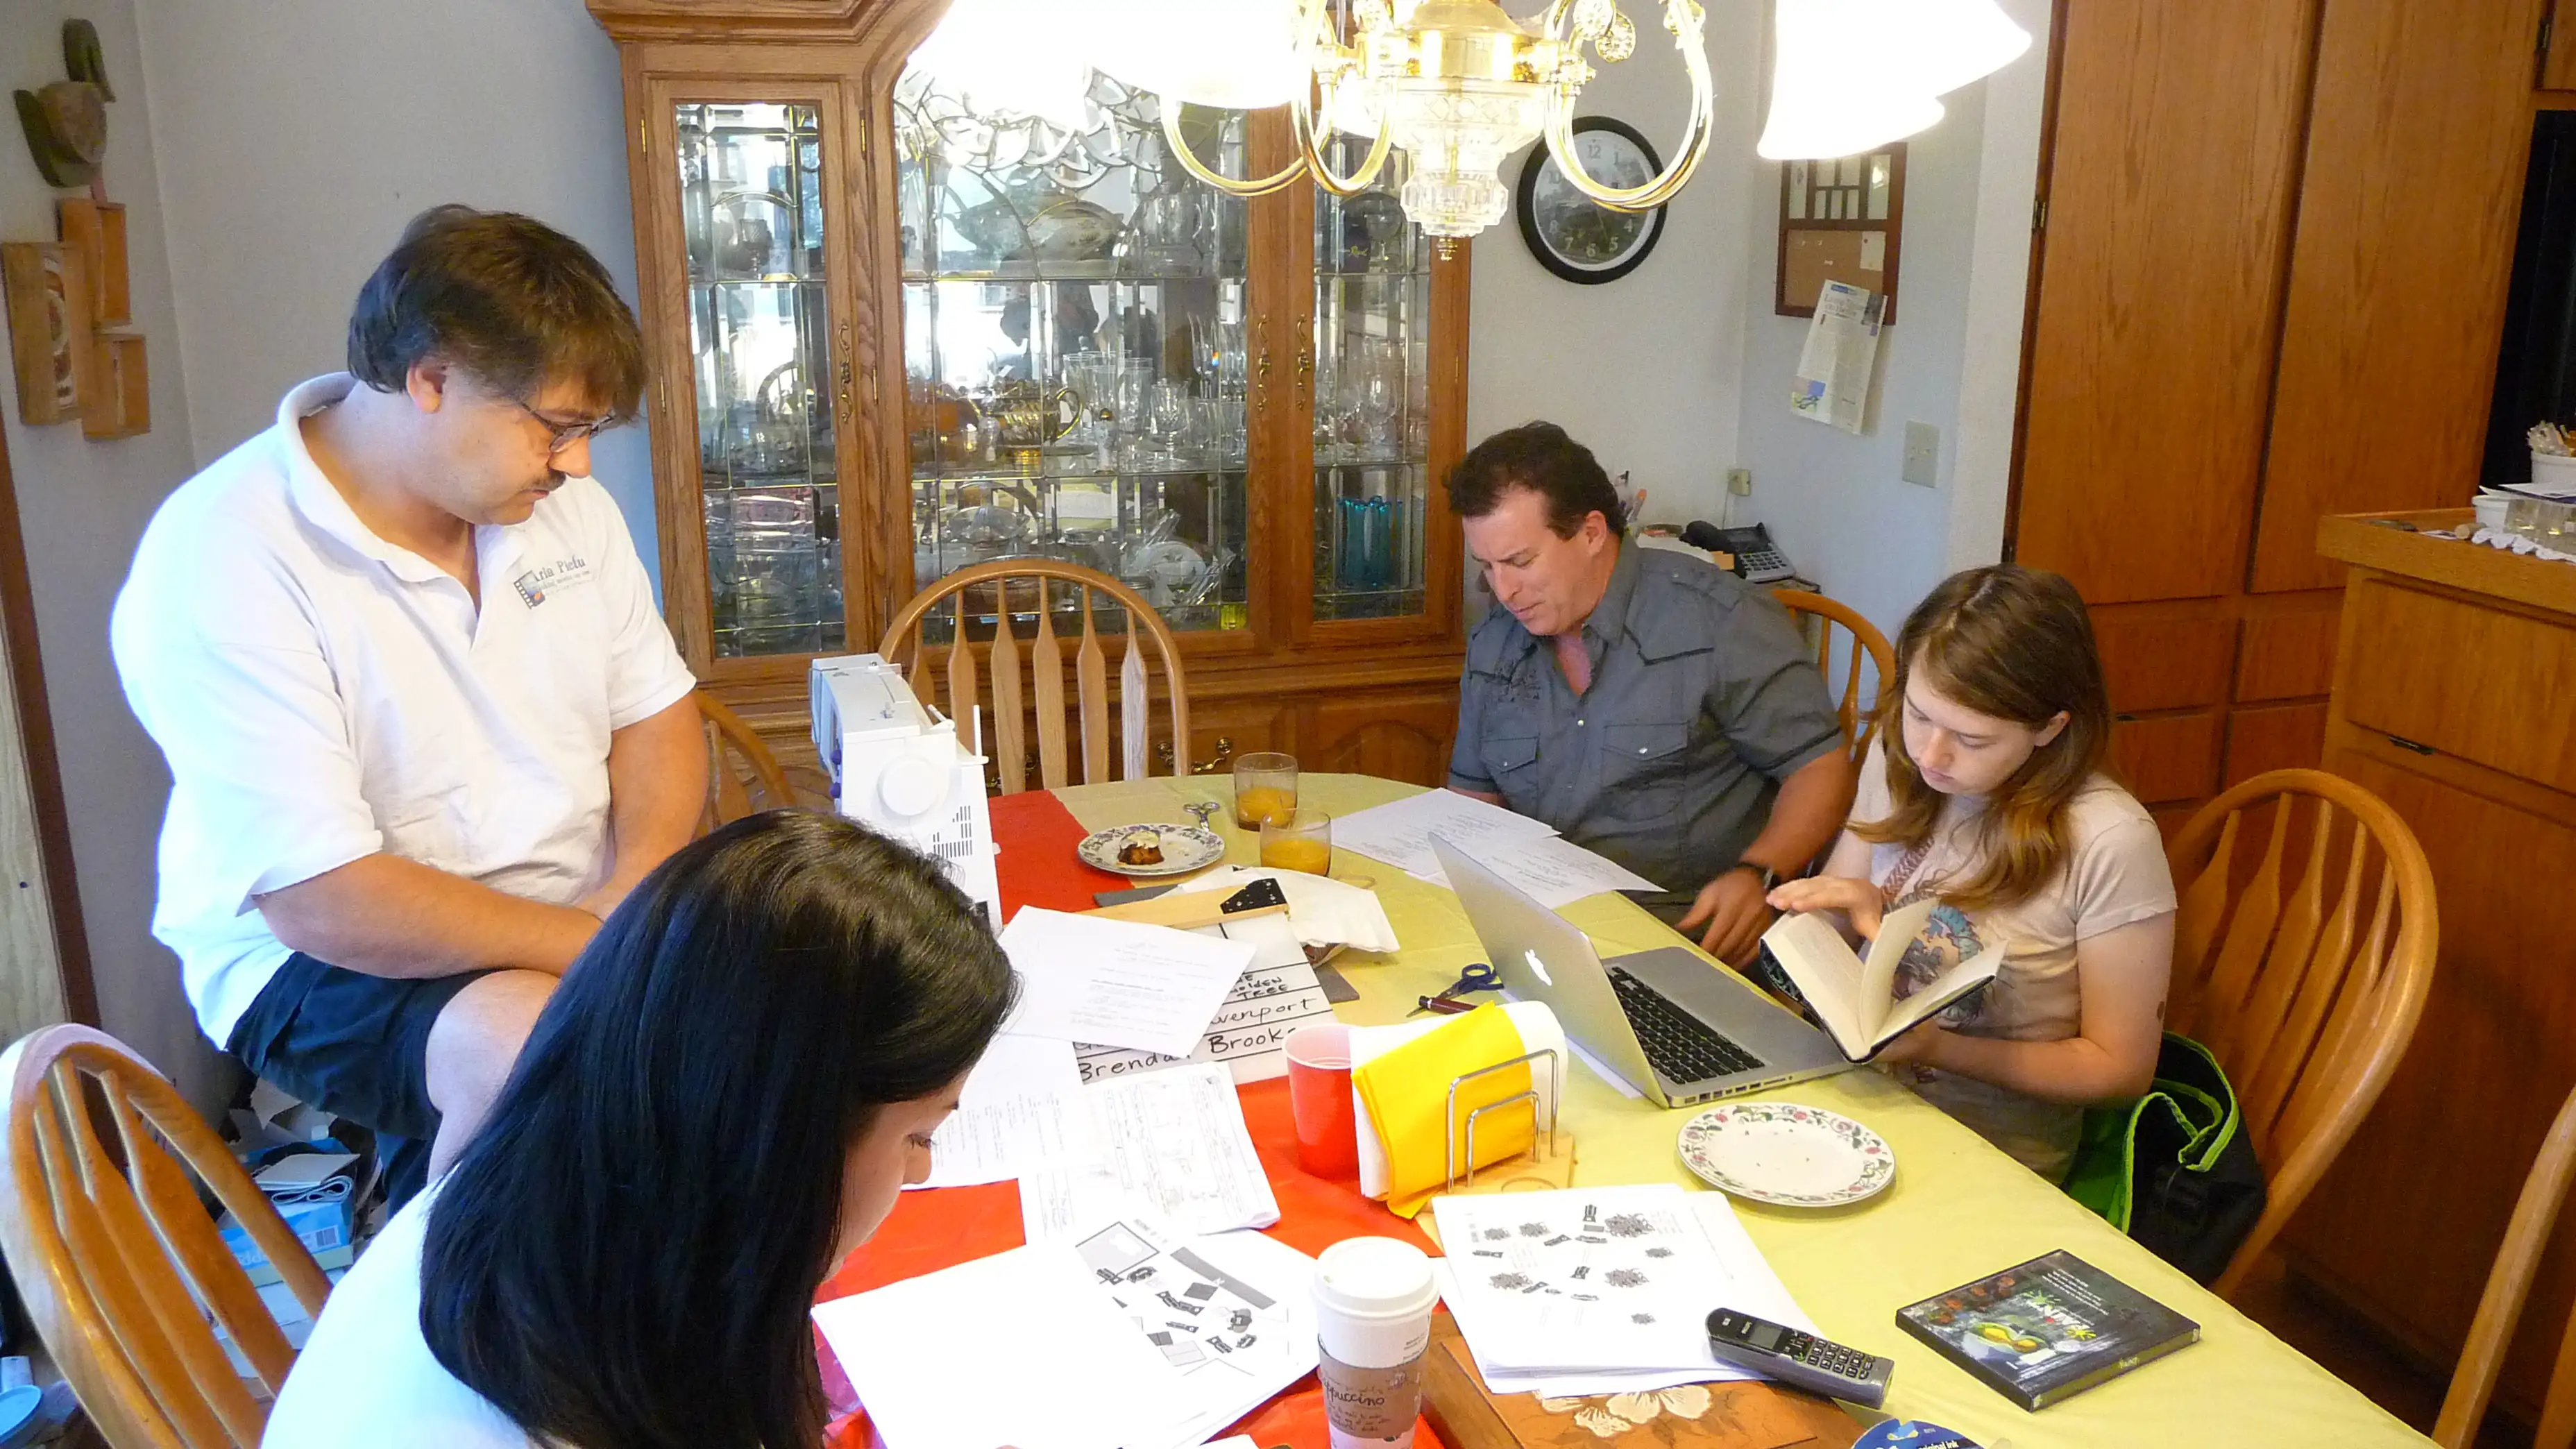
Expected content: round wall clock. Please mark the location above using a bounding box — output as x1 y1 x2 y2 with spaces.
1515 117 1668 285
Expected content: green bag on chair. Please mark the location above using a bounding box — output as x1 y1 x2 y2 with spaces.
2065 1033 2266 1285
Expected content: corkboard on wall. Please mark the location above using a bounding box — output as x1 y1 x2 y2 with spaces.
1776 144 1906 323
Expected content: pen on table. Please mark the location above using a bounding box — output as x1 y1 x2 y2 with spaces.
1414 995 1474 1015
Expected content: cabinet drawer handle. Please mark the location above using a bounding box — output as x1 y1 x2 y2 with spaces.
2386 734 2436 756
1255 317 1271 415
1157 736 1235 774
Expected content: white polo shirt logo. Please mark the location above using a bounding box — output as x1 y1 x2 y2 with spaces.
511 554 594 609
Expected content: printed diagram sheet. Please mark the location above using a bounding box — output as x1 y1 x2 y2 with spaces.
1432 1184 1753 1375
1071 1214 1318 1448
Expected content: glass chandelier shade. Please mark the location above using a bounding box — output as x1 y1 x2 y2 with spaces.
1087 0 1311 110
924 0 2033 238
910 0 1105 131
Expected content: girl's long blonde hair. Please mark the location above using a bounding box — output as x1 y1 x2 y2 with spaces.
1855 565 2113 912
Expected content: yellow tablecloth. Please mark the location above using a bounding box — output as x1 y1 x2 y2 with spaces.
1053 772 2432 1448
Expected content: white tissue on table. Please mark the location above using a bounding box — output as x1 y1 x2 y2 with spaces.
1173 865 1400 954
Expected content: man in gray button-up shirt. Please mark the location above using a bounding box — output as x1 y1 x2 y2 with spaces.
1446 424 1856 965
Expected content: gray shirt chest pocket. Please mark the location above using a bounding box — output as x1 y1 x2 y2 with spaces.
1597 721 1692 818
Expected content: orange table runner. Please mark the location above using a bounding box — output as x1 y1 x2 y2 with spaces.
819 788 1437 1448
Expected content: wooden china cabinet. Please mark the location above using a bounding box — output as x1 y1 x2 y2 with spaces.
583 0 1473 788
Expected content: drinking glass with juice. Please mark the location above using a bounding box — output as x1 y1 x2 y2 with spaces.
1261 808 1333 875
1234 752 1298 829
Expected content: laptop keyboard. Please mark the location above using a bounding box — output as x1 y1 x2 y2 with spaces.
1609 967 1766 1083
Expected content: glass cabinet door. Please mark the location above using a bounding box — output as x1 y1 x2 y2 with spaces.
1311 142 1433 622
893 69 1253 638
676 100 845 659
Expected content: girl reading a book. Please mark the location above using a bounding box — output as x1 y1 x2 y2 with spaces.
1765 565 2176 1180
264 812 1017 1449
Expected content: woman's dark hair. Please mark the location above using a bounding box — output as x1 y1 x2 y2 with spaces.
348 203 647 419
1443 421 1627 538
419 811 1014 1449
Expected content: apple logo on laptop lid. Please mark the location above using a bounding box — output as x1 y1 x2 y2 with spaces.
1524 948 1553 986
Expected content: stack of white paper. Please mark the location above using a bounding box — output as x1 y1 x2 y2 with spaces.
1022 1062 1280 1239
1331 791 1663 905
1430 1185 1817 1396
1001 908 1256 1058
916 1034 1099 1190
815 1242 1193 1449
1075 909 1338 1087
813 1208 1317 1449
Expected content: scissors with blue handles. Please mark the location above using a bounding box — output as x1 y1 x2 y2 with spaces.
1411 961 1501 1015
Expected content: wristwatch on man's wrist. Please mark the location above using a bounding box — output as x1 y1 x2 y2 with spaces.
1734 860 1781 892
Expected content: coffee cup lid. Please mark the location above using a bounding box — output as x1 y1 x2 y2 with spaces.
1314 1237 1438 1319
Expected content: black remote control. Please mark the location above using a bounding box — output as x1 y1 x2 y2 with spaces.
1706 1307 1895 1407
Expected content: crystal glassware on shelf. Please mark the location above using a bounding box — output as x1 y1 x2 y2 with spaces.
1349 338 1403 460
1145 380 1193 468
1107 359 1154 468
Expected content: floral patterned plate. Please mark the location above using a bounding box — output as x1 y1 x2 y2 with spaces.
1676 1101 1895 1207
1076 823 1226 878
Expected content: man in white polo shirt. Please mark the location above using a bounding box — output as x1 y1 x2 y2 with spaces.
112 206 705 1206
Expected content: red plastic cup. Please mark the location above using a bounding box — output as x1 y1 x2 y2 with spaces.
1287 1023 1360 1180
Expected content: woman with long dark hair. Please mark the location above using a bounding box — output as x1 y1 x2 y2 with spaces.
1765 566 2176 1181
264 811 1016 1448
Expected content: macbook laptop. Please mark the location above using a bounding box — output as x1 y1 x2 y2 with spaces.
1431 836 1849 1108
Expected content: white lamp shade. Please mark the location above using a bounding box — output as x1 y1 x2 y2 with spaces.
1759 0 1946 160
910 0 1104 129
1090 0 1310 110
1883 0 2031 99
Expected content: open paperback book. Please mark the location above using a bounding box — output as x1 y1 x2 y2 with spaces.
1759 898 2003 1062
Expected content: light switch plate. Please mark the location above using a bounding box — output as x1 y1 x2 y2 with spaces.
1902 422 1940 487
1726 466 1753 497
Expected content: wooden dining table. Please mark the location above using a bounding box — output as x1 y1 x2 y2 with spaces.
824 772 2436 1449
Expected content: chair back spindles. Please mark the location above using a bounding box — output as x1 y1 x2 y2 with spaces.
988 589 1028 795
1771 590 1895 761
2164 769 2437 1300
693 690 795 830
1076 589 1111 783
945 593 982 754
1031 579 1070 790
1120 627 1149 779
880 561 1194 793
3 1024 338 1448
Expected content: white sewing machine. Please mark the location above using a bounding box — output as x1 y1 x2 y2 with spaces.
808 654 1001 924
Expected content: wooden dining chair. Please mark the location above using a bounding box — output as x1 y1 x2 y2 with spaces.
0 1024 334 1448
1771 588 1895 761
695 688 796 829
2164 768 2439 1300
2437 1078 2576 1448
879 559 1191 795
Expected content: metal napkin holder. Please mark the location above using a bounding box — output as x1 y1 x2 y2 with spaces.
1442 1047 1563 1191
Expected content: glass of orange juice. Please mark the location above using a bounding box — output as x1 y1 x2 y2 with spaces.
1260 808 1334 875
1233 752 1298 829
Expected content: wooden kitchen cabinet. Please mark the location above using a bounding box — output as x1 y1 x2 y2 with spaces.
584 0 1471 787
2284 511 2576 1417
2012 0 2543 824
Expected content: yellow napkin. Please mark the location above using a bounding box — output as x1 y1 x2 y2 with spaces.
1350 1004 1535 1218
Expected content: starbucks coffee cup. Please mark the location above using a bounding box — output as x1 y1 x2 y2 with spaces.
1312 1237 1441 1449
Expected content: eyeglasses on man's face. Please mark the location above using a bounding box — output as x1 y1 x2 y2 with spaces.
511 396 620 455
